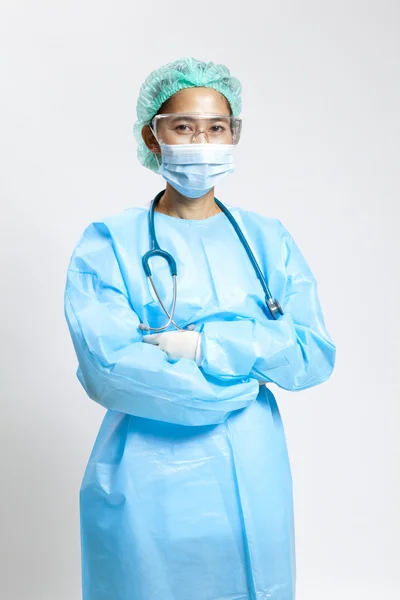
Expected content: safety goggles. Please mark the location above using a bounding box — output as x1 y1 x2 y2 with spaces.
150 113 242 145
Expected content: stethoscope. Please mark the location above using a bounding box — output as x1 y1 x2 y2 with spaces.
139 190 283 332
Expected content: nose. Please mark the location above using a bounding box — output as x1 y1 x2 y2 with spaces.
191 130 208 144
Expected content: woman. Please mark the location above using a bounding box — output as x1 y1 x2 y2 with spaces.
64 57 336 600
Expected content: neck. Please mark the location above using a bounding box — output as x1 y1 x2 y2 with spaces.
157 184 220 220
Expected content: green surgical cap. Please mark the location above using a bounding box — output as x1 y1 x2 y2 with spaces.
133 57 242 173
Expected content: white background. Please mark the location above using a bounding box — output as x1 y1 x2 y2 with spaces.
1 1 399 599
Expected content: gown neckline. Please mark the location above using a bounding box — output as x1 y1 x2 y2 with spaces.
153 209 229 227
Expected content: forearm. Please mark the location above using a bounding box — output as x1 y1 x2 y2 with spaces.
197 312 335 391
65 291 259 426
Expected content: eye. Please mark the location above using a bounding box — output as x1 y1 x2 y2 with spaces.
174 123 193 132
210 125 226 133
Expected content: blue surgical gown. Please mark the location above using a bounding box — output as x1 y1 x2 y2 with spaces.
64 201 336 600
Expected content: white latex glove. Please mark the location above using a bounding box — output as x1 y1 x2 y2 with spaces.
142 330 202 363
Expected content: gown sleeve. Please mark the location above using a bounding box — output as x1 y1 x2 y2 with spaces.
197 221 336 391
64 221 259 427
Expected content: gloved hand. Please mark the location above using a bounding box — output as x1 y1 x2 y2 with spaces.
142 330 203 364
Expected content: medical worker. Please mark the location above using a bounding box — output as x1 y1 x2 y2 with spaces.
64 57 336 600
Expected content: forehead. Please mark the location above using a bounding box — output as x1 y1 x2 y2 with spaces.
160 87 231 115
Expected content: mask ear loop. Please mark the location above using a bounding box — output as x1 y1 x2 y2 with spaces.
149 118 162 170
154 150 161 170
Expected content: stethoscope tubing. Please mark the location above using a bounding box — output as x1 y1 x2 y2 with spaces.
140 191 283 331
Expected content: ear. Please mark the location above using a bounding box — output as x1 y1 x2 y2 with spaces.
142 125 161 154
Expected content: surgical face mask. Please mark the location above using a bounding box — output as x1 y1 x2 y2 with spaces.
155 143 235 199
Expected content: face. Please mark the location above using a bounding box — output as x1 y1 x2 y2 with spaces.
142 87 233 153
